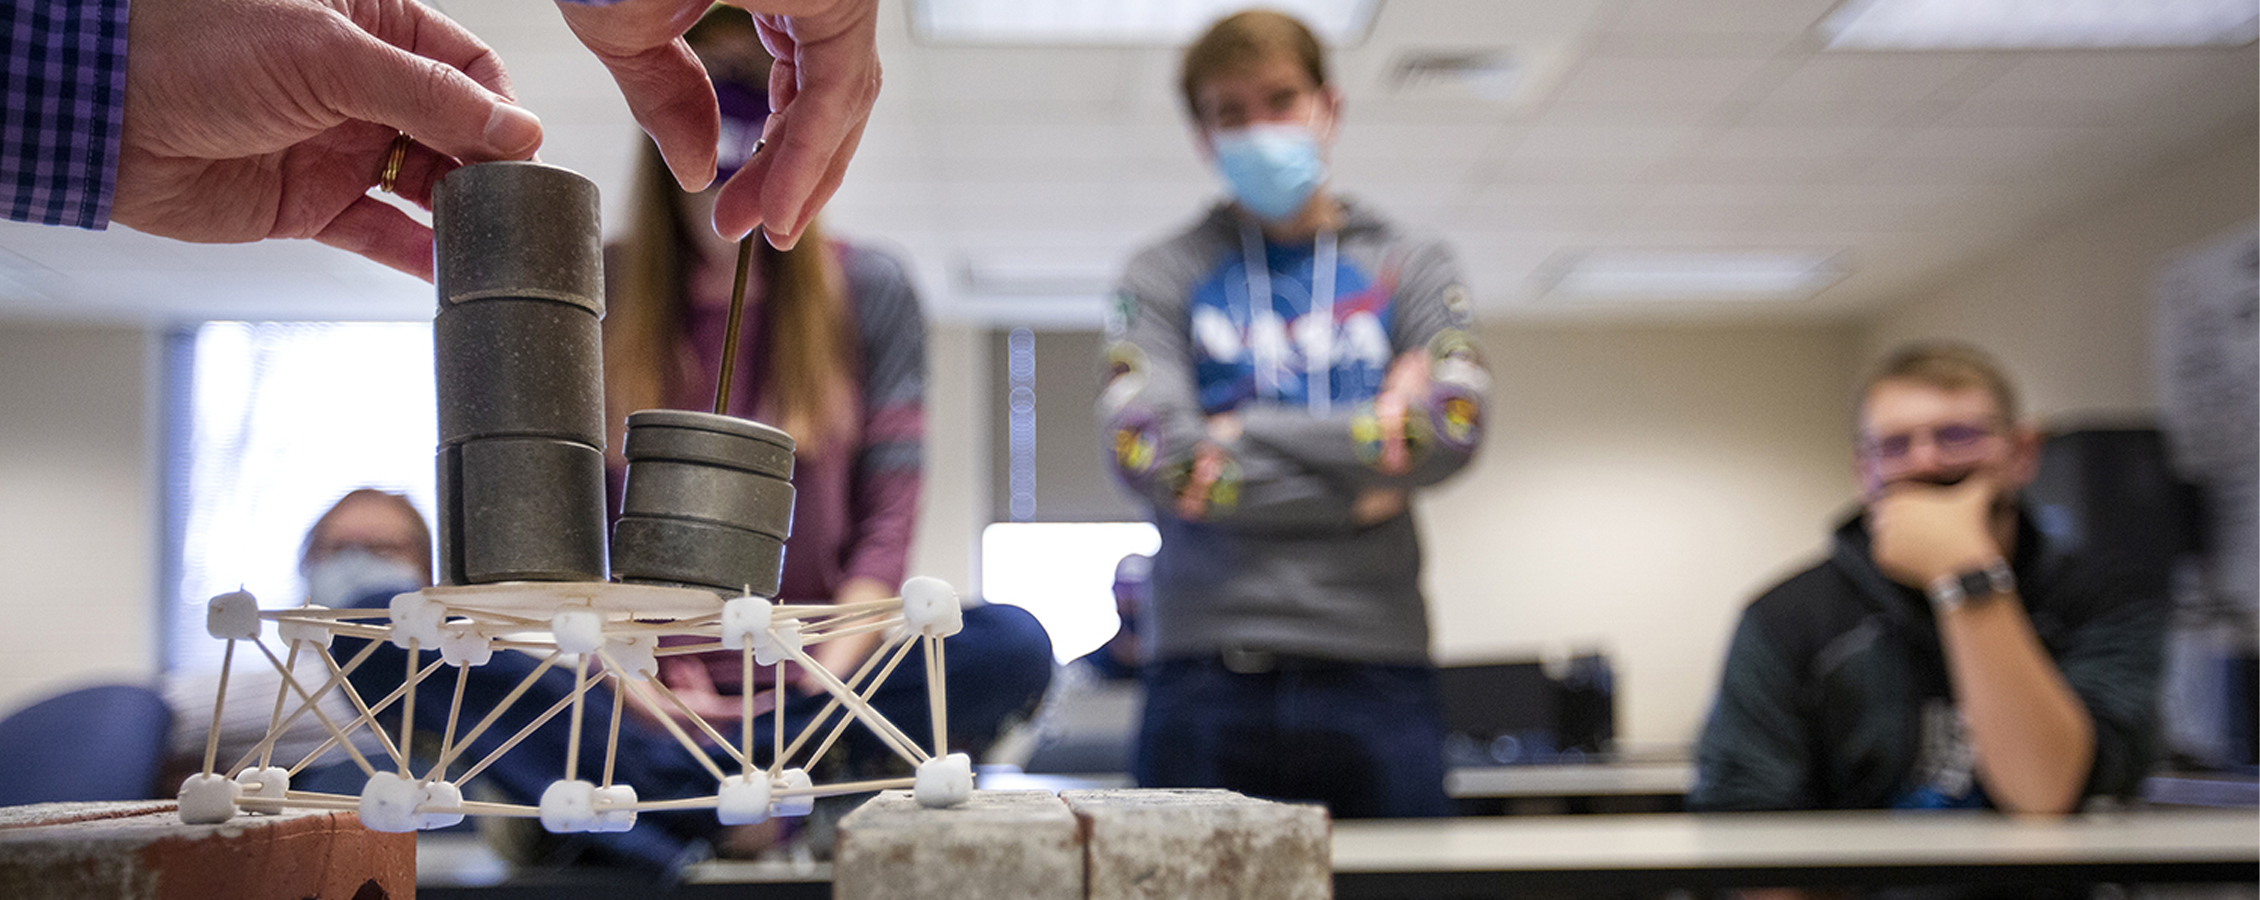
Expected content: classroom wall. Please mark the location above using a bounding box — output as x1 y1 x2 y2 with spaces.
1419 322 1863 747
1863 123 2259 420
0 323 159 717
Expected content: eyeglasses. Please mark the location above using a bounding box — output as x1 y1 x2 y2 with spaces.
1860 421 1999 469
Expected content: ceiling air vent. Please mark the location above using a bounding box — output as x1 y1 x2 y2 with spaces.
1386 50 1518 103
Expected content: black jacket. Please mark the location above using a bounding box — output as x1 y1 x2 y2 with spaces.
1688 508 2168 811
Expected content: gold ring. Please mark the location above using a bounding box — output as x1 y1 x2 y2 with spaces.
378 133 411 194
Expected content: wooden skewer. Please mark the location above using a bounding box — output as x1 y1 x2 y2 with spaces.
785 643 929 765
251 640 383 778
742 644 756 776
798 618 904 645
777 776 917 799
615 671 732 784
453 664 609 788
202 639 235 776
430 663 471 784
252 639 383 777
603 669 625 788
779 629 908 758
424 652 563 776
787 633 917 767
927 635 947 758
630 657 755 771
655 641 727 658
771 597 904 620
399 638 419 777
565 653 588 781
260 640 305 770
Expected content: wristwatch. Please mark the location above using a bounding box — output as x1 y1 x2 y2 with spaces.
1927 558 2016 612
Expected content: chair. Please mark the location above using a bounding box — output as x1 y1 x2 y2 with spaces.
0 684 174 806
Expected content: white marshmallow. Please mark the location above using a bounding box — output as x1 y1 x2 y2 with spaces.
914 752 974 809
719 595 774 651
770 768 814 817
357 771 426 833
539 779 598 834
439 625 493 668
177 772 240 825
900 576 963 638
388 592 446 650
205 590 262 642
606 633 658 681
752 619 804 667
592 784 639 833
277 605 334 649
716 773 771 825
421 780 466 830
551 609 606 658
234 766 289 803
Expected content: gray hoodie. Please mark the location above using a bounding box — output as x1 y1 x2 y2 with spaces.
1098 200 1490 665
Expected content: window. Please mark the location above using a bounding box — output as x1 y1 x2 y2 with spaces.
981 521 1159 664
167 322 436 672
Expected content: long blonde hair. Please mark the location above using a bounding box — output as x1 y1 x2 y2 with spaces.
604 142 857 458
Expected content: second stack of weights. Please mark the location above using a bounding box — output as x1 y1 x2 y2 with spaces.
431 162 609 585
612 410 796 596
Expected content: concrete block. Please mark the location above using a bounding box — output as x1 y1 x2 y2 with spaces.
1063 789 1330 900
835 790 1081 900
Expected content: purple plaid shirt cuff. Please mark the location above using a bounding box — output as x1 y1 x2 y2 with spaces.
1 0 129 230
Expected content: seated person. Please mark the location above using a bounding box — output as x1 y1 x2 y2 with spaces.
1690 342 2167 815
166 489 427 779
1073 553 1152 682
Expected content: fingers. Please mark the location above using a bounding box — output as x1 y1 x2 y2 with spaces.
314 195 436 282
309 18 544 164
346 0 521 101
556 0 721 191
591 43 723 191
713 12 880 244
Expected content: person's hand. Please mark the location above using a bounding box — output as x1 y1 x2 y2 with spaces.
115 0 544 280
1351 488 1407 525
1177 442 1231 521
1868 475 2003 589
633 654 775 737
1372 351 1432 476
558 0 880 249
795 577 890 695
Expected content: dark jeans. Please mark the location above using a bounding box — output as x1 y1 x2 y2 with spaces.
338 601 1052 871
1134 657 1452 818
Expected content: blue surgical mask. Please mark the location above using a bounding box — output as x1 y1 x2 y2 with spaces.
305 548 424 609
1210 123 1326 222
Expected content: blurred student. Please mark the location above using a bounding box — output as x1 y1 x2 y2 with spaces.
1072 553 1152 682
165 488 425 785
603 4 1052 763
1097 9 1490 818
1691 343 2167 817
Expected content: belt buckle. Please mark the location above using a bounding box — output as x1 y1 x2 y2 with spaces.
1221 646 1277 674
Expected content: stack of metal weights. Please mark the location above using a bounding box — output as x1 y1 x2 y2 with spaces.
429 161 795 595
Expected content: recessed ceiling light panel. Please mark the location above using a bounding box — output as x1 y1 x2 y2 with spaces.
1538 249 1851 303
911 0 1382 46
1821 0 2259 50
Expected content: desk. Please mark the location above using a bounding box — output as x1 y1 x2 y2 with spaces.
1333 809 2259 898
1447 762 1695 799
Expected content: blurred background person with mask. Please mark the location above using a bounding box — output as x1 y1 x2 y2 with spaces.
1096 9 1490 819
163 488 425 792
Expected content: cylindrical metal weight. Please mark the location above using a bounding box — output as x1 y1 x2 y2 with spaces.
620 459 795 540
433 162 604 315
621 409 795 479
434 298 606 446
443 437 609 583
611 516 786 597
